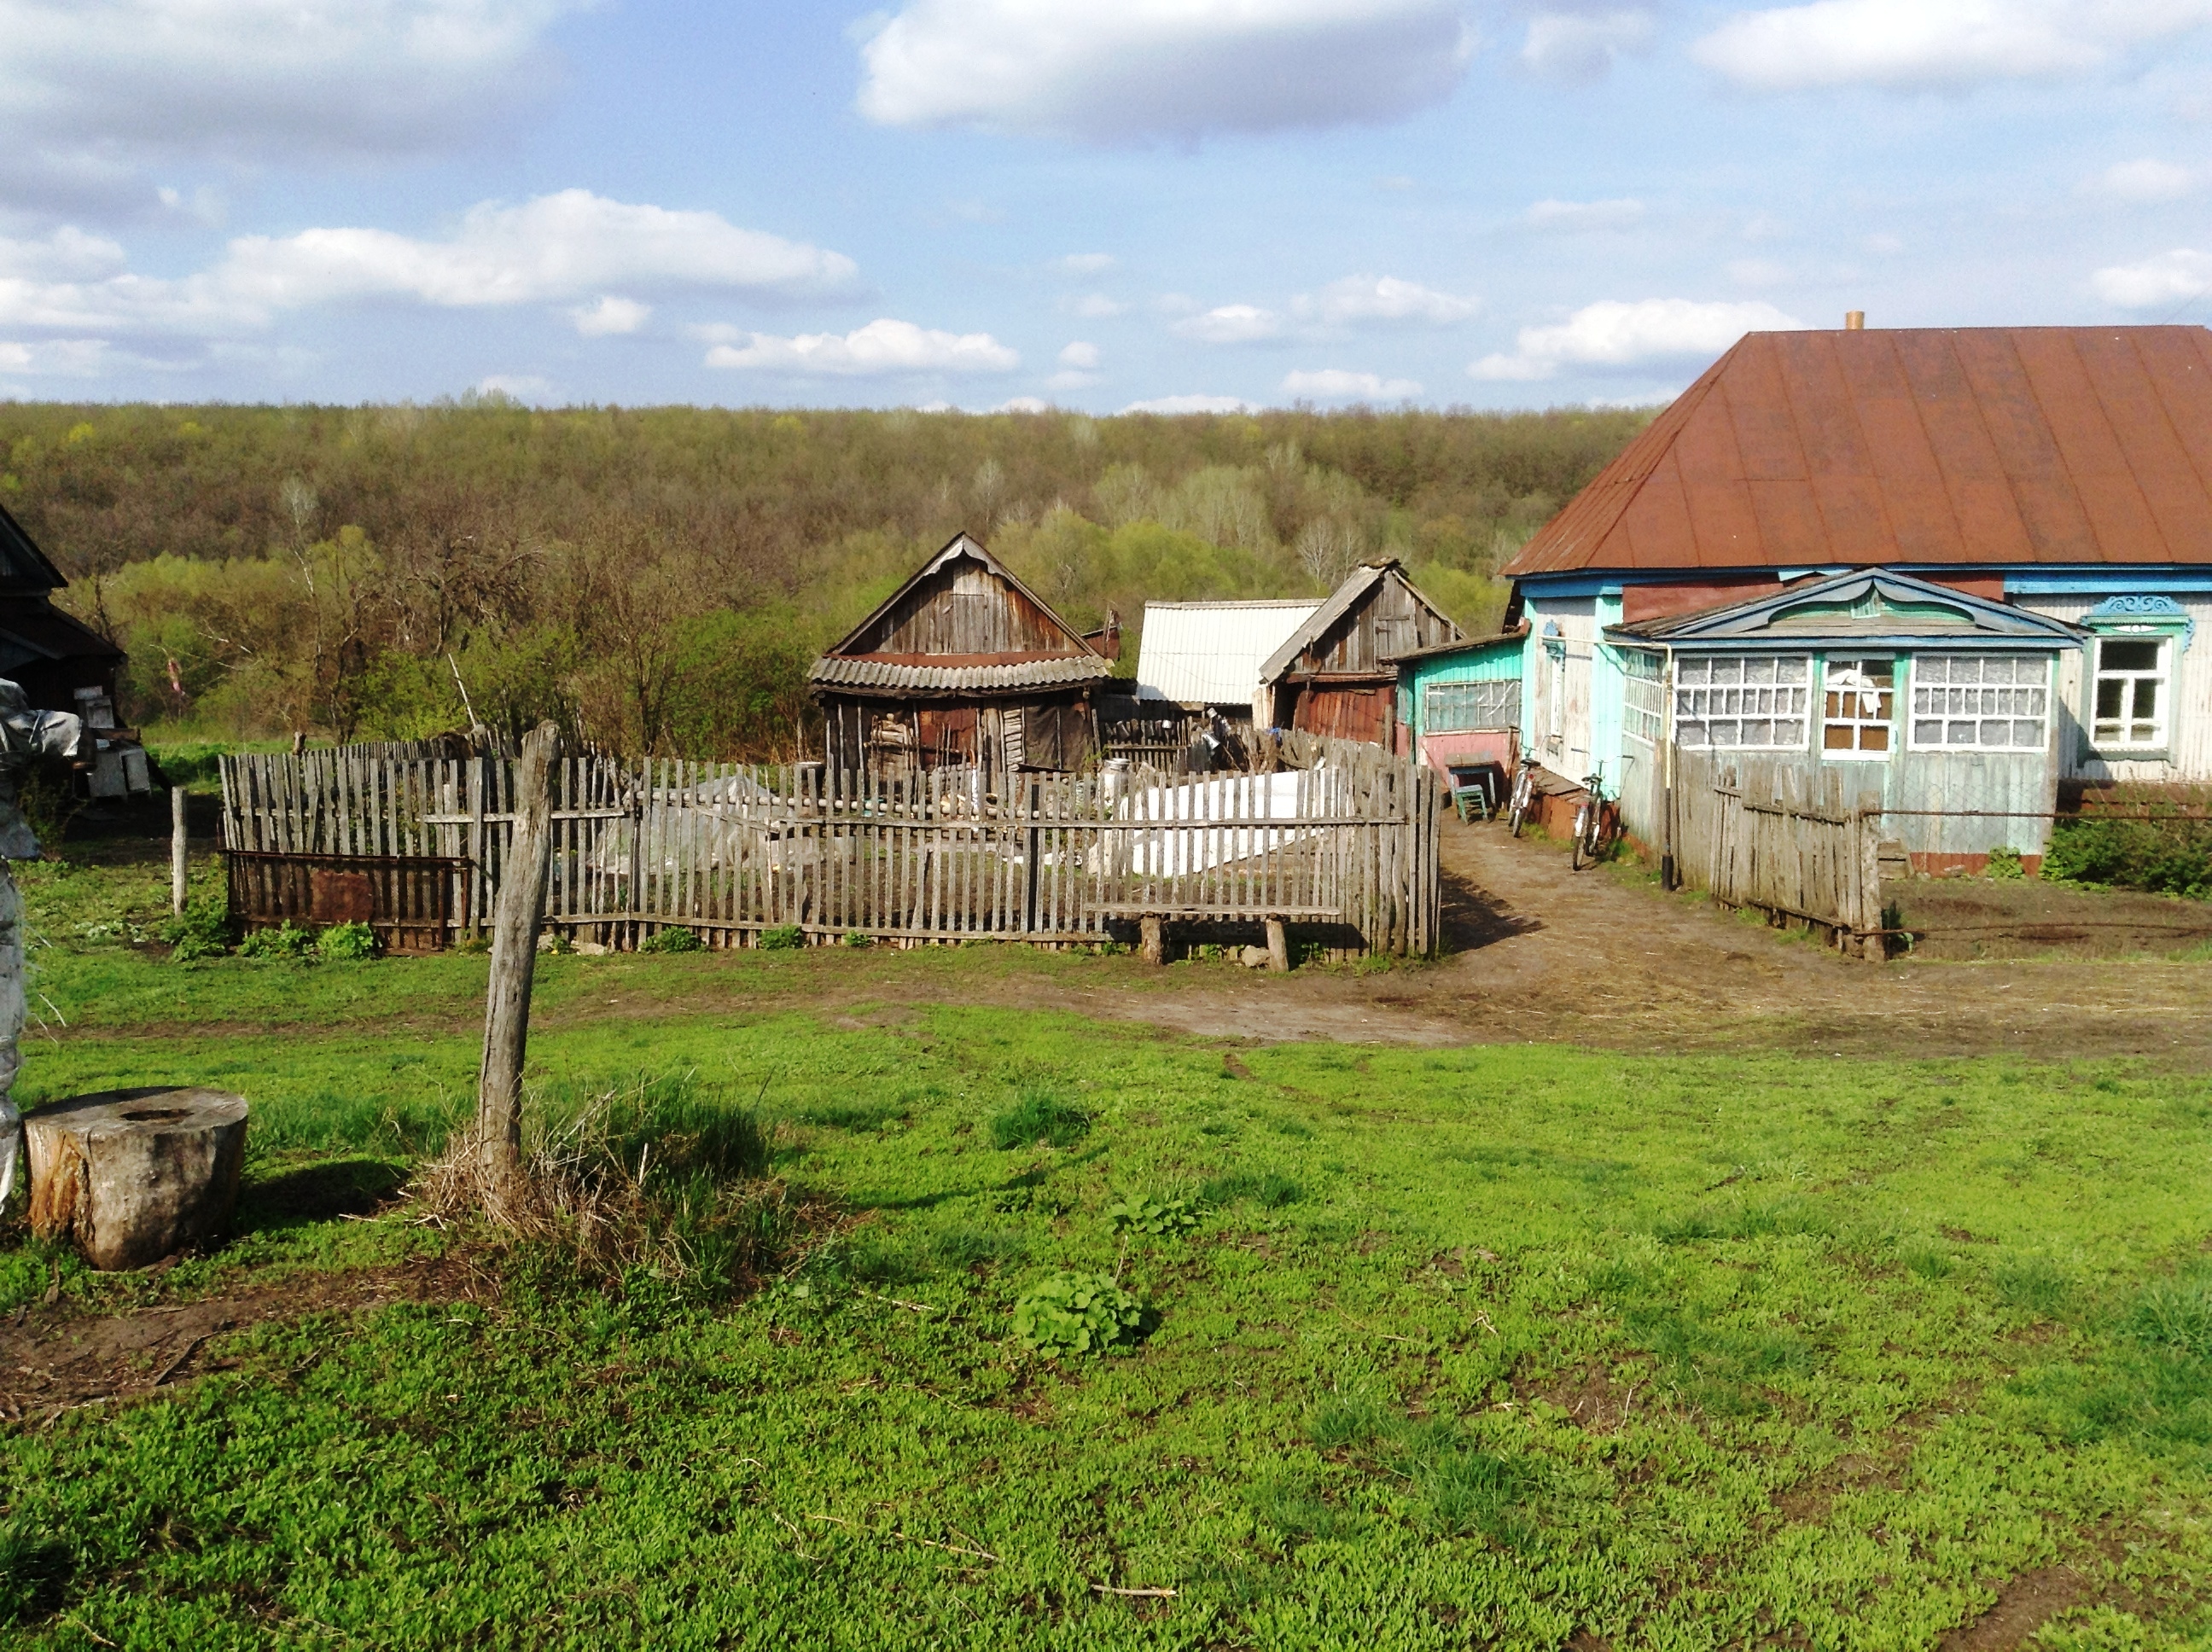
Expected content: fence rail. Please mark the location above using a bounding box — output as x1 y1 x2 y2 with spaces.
1672 748 1884 958
219 740 1440 957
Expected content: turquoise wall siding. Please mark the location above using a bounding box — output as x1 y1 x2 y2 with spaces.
1399 637 1526 740
1588 593 1626 790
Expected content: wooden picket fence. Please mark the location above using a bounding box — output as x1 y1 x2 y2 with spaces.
1671 748 1886 958
218 739 1441 957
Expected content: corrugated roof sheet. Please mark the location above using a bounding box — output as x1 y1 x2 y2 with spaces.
1134 600 1320 705
810 654 1114 693
1503 325 2212 577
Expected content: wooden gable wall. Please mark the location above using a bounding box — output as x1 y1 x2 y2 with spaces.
1289 571 1458 675
847 556 1085 659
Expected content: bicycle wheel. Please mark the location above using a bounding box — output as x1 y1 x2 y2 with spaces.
1570 806 1589 870
1508 782 1528 837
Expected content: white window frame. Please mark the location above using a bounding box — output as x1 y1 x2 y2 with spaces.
1673 654 1811 752
1423 678 1521 734
1907 654 2051 753
1821 656 1896 759
1622 649 1665 746
2090 633 2172 754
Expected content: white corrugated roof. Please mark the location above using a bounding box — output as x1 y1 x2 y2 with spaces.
1134 600 1322 706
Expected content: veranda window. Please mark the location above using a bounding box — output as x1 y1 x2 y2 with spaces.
1822 658 1895 756
1674 655 1809 749
2092 637 2170 751
1910 655 2049 751
1424 678 1521 732
1622 649 1664 745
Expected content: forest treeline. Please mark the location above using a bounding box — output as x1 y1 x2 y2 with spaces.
0 397 1650 757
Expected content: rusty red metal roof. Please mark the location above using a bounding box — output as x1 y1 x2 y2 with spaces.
1502 326 2212 577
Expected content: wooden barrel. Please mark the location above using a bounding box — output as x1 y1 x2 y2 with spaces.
25 1088 249 1271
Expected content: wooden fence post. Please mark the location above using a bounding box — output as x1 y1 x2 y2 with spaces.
171 785 189 915
475 721 562 1188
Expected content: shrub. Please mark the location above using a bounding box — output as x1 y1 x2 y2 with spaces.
1985 846 2025 881
1107 1195 1199 1237
317 920 379 961
841 929 872 948
1011 1270 1144 1358
2045 811 2212 899
989 1090 1091 1149
157 893 233 961
641 927 703 954
760 924 805 951
238 922 316 960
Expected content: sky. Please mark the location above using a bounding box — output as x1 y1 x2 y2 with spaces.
5 0 2212 414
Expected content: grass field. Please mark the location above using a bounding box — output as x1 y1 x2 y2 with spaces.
3 858 2212 1649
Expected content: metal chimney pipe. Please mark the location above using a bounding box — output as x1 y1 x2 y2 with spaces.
1845 311 1866 330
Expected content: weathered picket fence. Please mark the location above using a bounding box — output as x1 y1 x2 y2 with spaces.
218 741 1441 957
1671 748 1886 958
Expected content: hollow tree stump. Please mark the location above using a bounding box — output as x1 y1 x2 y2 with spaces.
26 1088 248 1270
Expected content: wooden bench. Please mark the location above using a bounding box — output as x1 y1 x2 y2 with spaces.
1091 905 1342 969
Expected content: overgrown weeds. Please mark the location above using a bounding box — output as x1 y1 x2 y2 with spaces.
412 1075 824 1305
988 1089 1090 1149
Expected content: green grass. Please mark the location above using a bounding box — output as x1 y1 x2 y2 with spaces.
4 895 2212 1644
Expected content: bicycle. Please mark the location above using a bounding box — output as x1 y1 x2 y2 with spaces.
1505 761 1539 838
1570 765 1612 871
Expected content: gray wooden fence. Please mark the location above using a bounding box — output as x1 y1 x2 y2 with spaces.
1671 748 1886 958
218 740 1441 957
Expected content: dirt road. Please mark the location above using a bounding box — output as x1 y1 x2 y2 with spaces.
864 817 2212 1062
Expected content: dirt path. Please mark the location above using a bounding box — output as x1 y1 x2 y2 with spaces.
817 818 2212 1062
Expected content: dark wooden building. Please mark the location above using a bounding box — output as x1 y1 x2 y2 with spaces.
0 501 124 716
812 532 1114 780
1256 561 1462 746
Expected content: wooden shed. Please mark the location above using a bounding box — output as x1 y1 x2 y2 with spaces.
812 532 1115 782
1256 561 1463 746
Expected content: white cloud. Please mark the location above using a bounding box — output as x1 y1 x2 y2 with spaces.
1691 0 2212 93
1297 274 1479 325
854 0 1476 143
0 226 125 281
1282 367 1423 398
2093 247 2212 306
1066 293 1128 318
570 295 651 336
1173 303 1285 344
1524 196 1646 230
1058 340 1101 368
0 336 108 376
0 0 581 189
1120 393 1257 414
2093 158 2202 201
0 193 855 343
1522 9 1657 81
1056 253 1115 274
1470 297 1806 380
703 317 1020 375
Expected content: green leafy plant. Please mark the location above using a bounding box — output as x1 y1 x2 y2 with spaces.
841 929 872 948
1107 1195 1199 1237
156 892 233 961
1199 1170 1303 1209
2045 806 2212 899
238 922 316 960
760 925 805 951
988 1089 1090 1149
641 927 703 954
1985 846 2026 881
1010 1270 1144 1358
2129 1271 2212 1358
317 920 380 961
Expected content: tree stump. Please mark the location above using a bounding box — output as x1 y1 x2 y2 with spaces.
26 1088 248 1271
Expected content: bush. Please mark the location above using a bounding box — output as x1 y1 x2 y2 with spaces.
317 920 379 961
1011 1270 1144 1358
641 927 703 954
989 1090 1090 1149
1985 846 2025 881
1107 1195 1199 1237
2045 809 2212 899
841 930 872 948
760 925 805 951
239 922 316 960
157 893 233 961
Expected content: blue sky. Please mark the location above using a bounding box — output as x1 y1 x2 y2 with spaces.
5 0 2212 412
